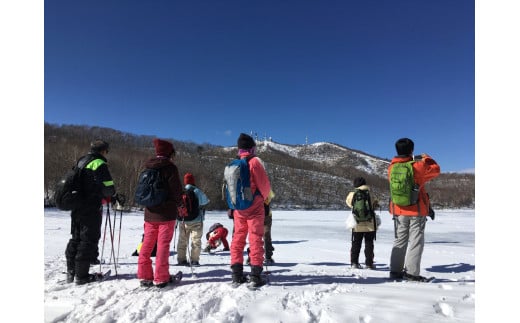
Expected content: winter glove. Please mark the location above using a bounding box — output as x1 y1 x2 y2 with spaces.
203 245 212 253
428 206 435 220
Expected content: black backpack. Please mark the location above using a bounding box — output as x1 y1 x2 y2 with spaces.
54 156 93 211
351 189 375 223
134 168 168 207
179 187 200 221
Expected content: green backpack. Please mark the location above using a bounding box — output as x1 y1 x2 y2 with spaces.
352 189 375 222
389 161 419 206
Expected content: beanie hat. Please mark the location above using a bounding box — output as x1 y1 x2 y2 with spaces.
90 139 109 153
353 177 366 188
184 173 195 185
237 133 256 149
153 138 175 157
395 138 414 156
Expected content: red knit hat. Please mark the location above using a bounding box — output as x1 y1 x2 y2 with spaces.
184 173 195 185
153 138 175 157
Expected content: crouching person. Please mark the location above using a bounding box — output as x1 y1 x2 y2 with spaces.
203 223 230 252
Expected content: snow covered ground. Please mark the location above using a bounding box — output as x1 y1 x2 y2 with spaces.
43 208 475 323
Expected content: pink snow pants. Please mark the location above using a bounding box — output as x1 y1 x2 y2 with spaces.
137 220 175 284
230 196 265 267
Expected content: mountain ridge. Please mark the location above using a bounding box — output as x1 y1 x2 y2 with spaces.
44 123 474 209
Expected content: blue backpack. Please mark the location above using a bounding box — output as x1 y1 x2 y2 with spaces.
223 157 257 210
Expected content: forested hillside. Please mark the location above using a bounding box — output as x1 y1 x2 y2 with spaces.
44 123 474 210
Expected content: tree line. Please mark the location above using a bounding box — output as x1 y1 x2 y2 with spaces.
44 123 474 210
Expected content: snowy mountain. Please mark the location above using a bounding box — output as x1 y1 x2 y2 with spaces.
258 140 390 177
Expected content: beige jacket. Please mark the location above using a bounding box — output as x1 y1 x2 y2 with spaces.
346 185 378 233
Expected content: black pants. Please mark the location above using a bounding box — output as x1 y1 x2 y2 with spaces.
350 231 376 266
65 205 103 271
264 215 274 259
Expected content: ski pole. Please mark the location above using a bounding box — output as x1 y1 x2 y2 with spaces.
173 221 178 251
116 206 123 265
112 203 118 266
100 206 109 273
107 205 118 276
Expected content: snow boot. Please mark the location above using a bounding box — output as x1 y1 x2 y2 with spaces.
75 260 97 285
76 273 103 285
389 271 404 280
231 263 247 287
66 270 75 283
403 273 432 282
248 265 266 289
66 260 75 283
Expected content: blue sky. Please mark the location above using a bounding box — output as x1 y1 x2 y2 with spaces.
44 0 474 173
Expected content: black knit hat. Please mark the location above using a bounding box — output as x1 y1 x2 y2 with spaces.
237 133 256 149
90 139 109 153
395 138 414 156
353 177 366 188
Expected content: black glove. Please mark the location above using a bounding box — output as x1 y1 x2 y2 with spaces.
428 206 435 220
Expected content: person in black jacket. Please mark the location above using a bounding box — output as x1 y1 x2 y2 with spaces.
65 139 116 285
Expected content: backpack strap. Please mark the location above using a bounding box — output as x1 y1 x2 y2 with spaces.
365 190 377 235
77 155 95 170
241 156 262 198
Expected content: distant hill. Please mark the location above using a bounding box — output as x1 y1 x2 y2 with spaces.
44 123 474 210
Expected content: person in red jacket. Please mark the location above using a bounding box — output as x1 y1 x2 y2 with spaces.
203 223 230 252
229 133 271 288
137 138 184 288
388 138 440 282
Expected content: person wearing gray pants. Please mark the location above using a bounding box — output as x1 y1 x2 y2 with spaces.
390 215 426 277
387 138 440 282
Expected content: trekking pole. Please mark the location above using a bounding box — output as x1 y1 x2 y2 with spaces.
116 206 123 265
106 205 118 276
112 204 117 265
100 206 109 273
173 221 178 251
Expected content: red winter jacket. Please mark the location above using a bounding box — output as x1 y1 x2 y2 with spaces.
387 154 440 216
